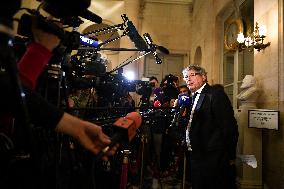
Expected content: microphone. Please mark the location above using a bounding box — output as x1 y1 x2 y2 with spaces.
124 16 148 50
157 45 170 55
177 93 191 115
153 100 162 108
177 93 191 107
79 9 102 24
169 94 191 127
143 33 162 64
96 112 142 160
79 35 100 47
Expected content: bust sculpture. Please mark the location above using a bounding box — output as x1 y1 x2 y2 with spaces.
237 75 259 103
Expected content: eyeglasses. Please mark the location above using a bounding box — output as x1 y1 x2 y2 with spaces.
183 72 200 80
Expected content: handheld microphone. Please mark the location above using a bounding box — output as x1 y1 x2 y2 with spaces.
177 93 191 115
153 100 162 108
169 94 191 127
96 112 142 160
178 93 191 107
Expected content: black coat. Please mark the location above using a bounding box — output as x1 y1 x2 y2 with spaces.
189 84 239 160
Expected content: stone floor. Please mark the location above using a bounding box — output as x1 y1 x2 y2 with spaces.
127 170 191 189
128 175 191 189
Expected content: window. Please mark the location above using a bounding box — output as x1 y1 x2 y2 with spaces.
223 0 254 109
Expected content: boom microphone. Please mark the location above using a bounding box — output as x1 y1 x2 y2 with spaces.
122 14 148 50
143 33 162 64
157 45 170 55
96 112 142 160
79 9 102 24
127 21 148 50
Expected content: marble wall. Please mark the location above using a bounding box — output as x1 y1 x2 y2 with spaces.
190 0 284 188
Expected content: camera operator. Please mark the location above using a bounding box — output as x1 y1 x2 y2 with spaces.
0 1 119 188
148 76 160 105
160 74 179 106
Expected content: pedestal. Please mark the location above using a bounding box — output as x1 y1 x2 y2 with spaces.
235 102 262 189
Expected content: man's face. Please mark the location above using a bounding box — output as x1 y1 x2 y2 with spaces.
184 70 207 92
179 87 189 95
149 79 158 88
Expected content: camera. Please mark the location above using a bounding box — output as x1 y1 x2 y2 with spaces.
161 74 179 100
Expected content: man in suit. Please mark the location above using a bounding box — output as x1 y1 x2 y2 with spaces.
182 65 238 189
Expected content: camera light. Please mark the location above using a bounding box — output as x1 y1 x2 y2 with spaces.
124 71 135 80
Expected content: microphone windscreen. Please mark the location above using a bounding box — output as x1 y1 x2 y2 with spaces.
125 112 142 129
127 21 148 50
153 100 161 108
178 94 191 107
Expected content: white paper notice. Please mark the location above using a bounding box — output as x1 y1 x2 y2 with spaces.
237 155 257 168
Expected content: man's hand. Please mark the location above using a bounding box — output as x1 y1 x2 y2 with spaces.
56 113 118 161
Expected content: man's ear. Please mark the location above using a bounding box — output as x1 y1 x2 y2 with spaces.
202 75 207 82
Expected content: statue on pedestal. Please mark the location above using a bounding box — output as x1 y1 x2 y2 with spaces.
237 75 259 106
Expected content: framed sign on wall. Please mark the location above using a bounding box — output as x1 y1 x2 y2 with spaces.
248 109 279 130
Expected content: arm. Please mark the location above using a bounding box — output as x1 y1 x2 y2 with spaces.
0 74 116 160
212 89 239 160
23 87 117 160
56 113 116 160
18 42 53 89
18 17 61 90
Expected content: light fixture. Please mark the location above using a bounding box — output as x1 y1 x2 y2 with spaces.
124 71 135 80
237 22 271 52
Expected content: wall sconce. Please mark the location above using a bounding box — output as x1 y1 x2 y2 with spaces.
237 22 271 52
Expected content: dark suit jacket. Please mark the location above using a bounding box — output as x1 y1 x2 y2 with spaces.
189 83 239 161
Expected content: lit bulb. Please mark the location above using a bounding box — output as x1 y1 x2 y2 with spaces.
244 37 252 47
259 25 267 37
237 33 245 43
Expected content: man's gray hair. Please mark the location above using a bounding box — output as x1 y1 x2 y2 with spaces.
182 65 207 76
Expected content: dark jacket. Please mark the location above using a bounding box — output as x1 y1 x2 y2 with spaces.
189 84 239 160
